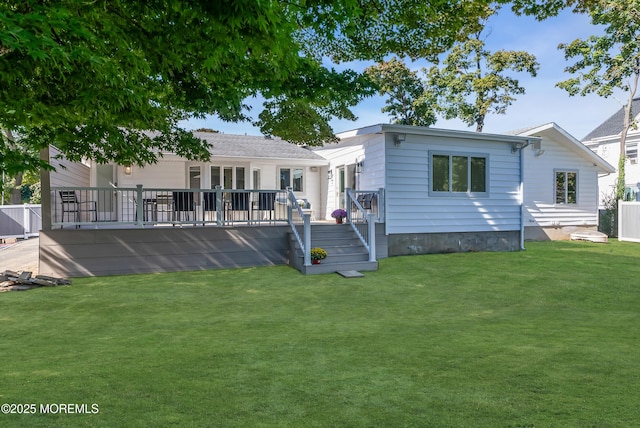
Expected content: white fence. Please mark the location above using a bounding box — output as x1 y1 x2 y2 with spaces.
618 201 640 243
0 204 42 239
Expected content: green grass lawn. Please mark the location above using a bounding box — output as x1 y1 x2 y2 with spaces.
1 240 639 427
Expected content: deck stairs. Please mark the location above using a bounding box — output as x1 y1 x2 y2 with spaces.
289 223 378 275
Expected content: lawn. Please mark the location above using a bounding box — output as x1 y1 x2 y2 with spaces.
1 240 639 427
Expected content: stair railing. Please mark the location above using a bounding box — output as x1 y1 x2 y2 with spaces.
346 188 376 262
287 187 311 266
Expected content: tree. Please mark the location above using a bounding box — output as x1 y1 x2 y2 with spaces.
556 0 640 201
425 13 539 132
1 0 509 182
364 58 437 126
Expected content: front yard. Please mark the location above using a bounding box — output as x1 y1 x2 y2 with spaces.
1 240 639 426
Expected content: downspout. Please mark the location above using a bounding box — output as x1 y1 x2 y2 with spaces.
518 140 531 250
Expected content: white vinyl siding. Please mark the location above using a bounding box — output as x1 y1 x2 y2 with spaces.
524 136 600 227
313 134 386 218
49 146 91 187
384 134 521 235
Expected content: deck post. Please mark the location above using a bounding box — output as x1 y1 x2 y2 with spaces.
215 185 223 227
367 213 376 262
303 213 311 266
346 188 352 222
136 185 144 228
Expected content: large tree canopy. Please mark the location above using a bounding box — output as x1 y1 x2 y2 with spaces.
555 0 640 200
1 0 511 178
365 58 437 127
425 16 539 133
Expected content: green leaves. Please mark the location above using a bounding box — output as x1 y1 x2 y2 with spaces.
365 58 437 127
366 15 539 133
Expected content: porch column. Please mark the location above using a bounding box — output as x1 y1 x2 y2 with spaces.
39 146 52 231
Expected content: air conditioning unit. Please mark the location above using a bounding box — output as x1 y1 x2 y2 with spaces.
630 158 638 164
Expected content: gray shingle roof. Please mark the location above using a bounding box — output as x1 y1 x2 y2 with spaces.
582 98 640 141
193 132 326 161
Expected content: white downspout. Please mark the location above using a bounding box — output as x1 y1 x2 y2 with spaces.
519 140 530 250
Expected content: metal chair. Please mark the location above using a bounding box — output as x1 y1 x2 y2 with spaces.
252 191 276 223
59 190 97 227
172 191 195 224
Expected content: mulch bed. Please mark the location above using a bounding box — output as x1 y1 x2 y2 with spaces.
0 270 71 292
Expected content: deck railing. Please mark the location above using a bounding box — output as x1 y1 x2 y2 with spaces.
50 186 292 229
287 188 312 266
346 188 383 262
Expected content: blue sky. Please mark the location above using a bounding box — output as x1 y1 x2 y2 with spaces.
181 8 625 141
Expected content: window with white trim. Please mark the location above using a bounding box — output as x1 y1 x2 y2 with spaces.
430 152 488 195
555 170 577 204
280 167 304 192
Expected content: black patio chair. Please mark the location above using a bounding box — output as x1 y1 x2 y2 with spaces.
202 192 219 225
59 190 97 228
229 191 250 222
252 191 277 223
172 191 195 223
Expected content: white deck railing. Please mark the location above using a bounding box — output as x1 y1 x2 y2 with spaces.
346 188 383 262
50 186 293 229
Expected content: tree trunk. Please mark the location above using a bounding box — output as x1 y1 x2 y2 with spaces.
9 172 23 204
616 63 640 201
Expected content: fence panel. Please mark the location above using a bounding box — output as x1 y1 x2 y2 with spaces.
618 201 640 243
0 204 42 239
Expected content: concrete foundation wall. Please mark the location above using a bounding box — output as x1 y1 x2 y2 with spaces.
388 231 520 256
40 226 291 277
524 225 598 241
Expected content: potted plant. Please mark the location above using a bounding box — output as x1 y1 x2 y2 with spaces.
310 247 328 264
331 208 347 224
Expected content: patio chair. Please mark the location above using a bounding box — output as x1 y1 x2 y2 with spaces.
229 191 250 222
357 193 375 210
172 191 195 224
59 190 97 227
252 191 276 223
203 192 219 224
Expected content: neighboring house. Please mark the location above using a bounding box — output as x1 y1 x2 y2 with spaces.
512 123 615 240
582 97 640 205
315 123 538 255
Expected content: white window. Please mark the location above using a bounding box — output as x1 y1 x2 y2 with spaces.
555 170 577 204
430 152 488 196
280 168 304 192
211 166 245 189
626 145 638 164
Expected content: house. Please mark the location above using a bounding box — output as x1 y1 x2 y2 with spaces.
511 123 615 240
315 123 538 255
582 97 640 205
41 123 613 277
89 132 330 221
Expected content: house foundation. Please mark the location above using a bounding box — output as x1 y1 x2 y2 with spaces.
387 231 521 256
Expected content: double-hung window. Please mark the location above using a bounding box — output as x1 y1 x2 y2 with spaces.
430 152 488 196
555 171 577 204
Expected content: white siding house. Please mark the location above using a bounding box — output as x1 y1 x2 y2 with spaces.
85 132 330 217
582 97 640 205
514 123 615 240
316 124 538 255
49 146 91 188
